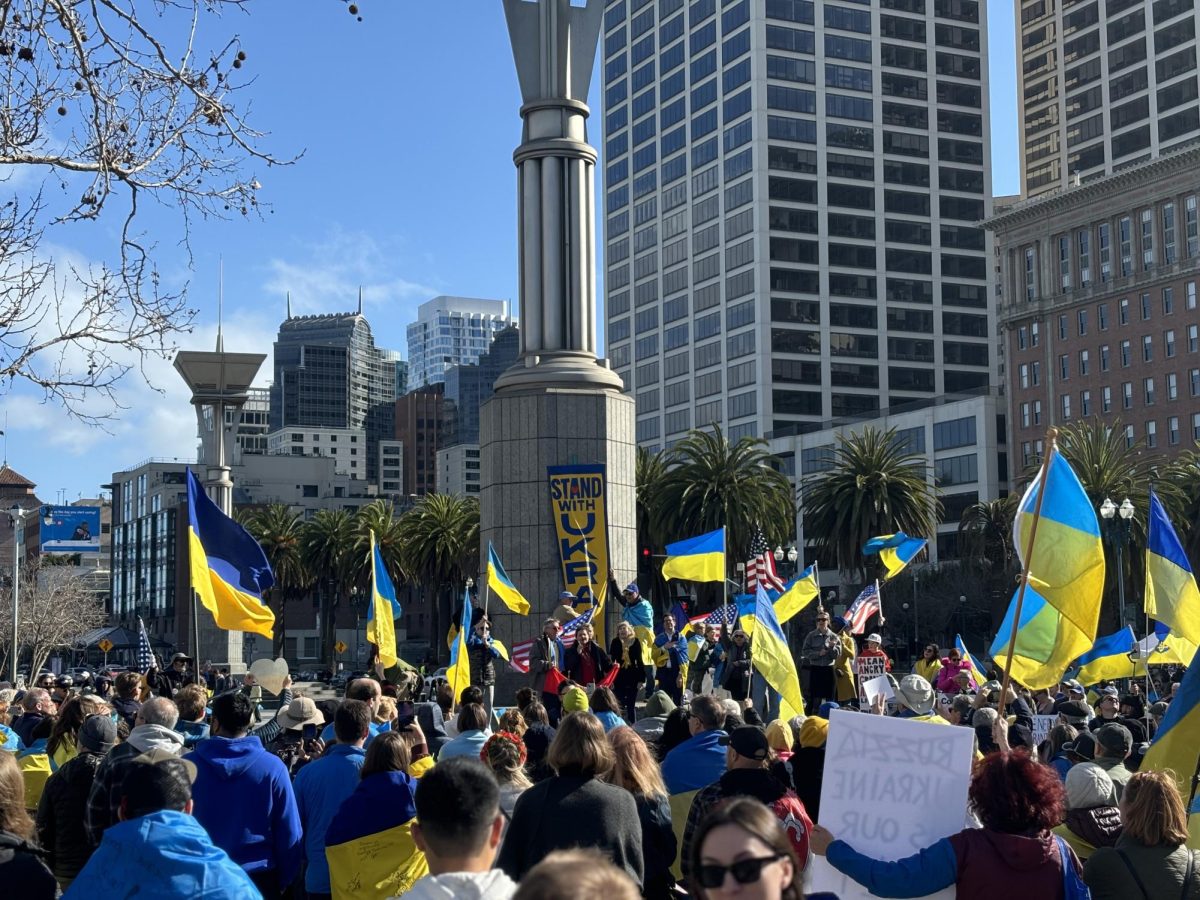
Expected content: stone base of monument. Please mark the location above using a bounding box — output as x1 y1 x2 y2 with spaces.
478 386 636 702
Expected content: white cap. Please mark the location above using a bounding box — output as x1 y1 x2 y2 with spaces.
866 633 882 644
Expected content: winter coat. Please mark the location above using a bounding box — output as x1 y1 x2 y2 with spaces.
636 793 677 900
835 630 859 702
63 810 259 899
1084 837 1199 900
404 870 518 900
791 744 827 822
530 634 567 694
595 711 626 733
801 629 841 667
35 749 105 883
437 728 489 762
109 697 141 731
85 723 185 846
176 720 210 749
826 827 1078 900
293 743 367 894
13 712 48 747
468 635 499 687
935 659 977 692
0 830 56 899
186 735 303 885
498 769 645 886
1052 806 1122 861
416 702 451 757
721 639 752 698
609 637 646 689
563 641 612 686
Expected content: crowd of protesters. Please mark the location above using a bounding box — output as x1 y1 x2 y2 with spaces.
0 595 1195 900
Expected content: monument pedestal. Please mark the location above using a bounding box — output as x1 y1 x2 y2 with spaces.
479 386 636 696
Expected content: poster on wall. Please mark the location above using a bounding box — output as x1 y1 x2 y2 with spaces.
548 465 611 639
39 506 101 554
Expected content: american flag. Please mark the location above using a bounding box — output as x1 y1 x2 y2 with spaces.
509 606 596 674
745 529 785 593
136 617 155 673
701 603 738 627
844 582 881 635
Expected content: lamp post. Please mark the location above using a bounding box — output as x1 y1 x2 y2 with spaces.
958 594 967 640
773 545 800 579
6 505 32 684
1099 497 1135 629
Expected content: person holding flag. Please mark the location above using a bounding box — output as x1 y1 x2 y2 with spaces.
468 616 502 716
530 619 567 725
654 614 689 705
564 621 611 689
446 590 474 720
613 575 656 700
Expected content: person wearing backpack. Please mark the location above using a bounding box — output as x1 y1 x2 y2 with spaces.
1084 770 1199 900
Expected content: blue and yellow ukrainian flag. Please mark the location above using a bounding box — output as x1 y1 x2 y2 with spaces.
745 584 806 720
661 527 725 583
486 542 530 616
446 588 473 704
1146 489 1200 648
989 449 1105 689
324 772 428 898
366 531 401 669
955 635 988 686
863 533 927 580
185 469 275 639
774 563 820 624
1142 645 1200 809
1072 626 1138 686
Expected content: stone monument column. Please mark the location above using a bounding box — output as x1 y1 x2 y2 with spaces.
480 0 636 675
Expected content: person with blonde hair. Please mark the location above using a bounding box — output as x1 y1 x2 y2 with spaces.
479 731 531 827
498 711 644 885
0 750 56 896
608 726 676 899
497 707 527 738
512 847 641 900
689 796 803 900
46 695 111 769
1083 769 1200 898
375 695 397 726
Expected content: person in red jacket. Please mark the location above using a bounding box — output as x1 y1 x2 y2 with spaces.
858 633 892 671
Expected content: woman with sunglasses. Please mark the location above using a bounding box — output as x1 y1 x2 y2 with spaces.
913 644 942 685
689 796 802 900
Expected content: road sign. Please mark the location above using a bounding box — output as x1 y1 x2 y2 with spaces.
335 641 347 654
98 639 113 653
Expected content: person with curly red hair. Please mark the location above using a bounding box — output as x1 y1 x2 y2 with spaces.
810 742 1087 899
480 731 530 838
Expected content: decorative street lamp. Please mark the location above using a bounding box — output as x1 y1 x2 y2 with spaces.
773 545 800 578
1099 497 1135 628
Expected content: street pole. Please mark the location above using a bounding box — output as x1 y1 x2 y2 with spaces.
1114 537 1127 631
8 506 29 685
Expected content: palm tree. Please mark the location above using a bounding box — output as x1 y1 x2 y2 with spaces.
653 426 795 568
243 504 310 658
958 497 1017 572
300 509 356 667
801 426 941 580
636 446 668 552
398 494 480 658
1164 446 1200 573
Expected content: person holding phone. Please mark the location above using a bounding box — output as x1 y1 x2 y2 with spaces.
265 696 326 777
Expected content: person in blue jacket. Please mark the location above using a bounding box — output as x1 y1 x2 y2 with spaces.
654 614 689 706
186 691 302 896
64 752 259 899
616 577 656 699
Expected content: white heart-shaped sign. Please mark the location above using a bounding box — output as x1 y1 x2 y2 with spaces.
248 657 289 696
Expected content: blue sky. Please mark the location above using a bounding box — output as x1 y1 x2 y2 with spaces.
6 1 1018 503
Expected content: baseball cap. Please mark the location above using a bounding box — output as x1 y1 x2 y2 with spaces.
135 748 198 783
865 633 882 644
719 726 770 761
78 714 118 753
1063 678 1084 693
1100 685 1120 698
1063 731 1099 761
1096 722 1133 755
623 582 639 595
558 591 575 601
897 674 935 715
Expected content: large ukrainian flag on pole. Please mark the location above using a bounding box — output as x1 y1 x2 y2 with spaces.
989 447 1105 689
774 563 820 624
1145 489 1200 648
367 531 402 669
745 584 806 719
186 469 275 639
662 527 726 582
1072 626 1138 686
446 588 473 704
1142 645 1200 814
486 542 530 616
863 533 927 580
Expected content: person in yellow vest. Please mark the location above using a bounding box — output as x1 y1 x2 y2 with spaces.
914 643 943 685
831 616 858 704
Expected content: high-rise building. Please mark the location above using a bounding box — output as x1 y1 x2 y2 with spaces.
394 386 444 496
601 0 994 447
269 310 399 482
1018 0 1200 199
443 325 521 447
406 296 514 389
233 386 270 457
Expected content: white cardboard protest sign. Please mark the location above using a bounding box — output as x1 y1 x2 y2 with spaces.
861 674 895 707
807 709 976 900
1031 714 1056 747
855 656 888 704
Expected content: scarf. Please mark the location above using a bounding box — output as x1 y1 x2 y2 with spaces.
619 632 635 667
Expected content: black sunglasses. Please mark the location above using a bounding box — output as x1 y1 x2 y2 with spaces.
697 854 783 888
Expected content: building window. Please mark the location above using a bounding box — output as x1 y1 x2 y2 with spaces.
1190 324 1199 352
1143 334 1154 362
1059 354 1070 380
1146 420 1158 448
1059 235 1071 290
1119 297 1130 324
1024 247 1036 301
1033 399 1042 424
1077 309 1087 335
1019 363 1029 389
1078 229 1091 286
1119 216 1132 276
1058 314 1068 340
1099 222 1112 281
1031 361 1041 385
1145 377 1156 405
1194 413 1200 441
1123 382 1133 409
1141 292 1152 320
1164 202 1177 264
1188 282 1197 310
1031 321 1040 346
1021 402 1031 428
1098 302 1108 330
1125 424 1135 448
1166 329 1177 357
1018 326 1028 350
1081 390 1091 416
1121 340 1131 366
1100 344 1110 371
1192 369 1200 397
1187 195 1198 257
1163 287 1175 316
1168 372 1179 400
1141 208 1154 271
1061 394 1072 419
1079 349 1090 375
1102 386 1112 413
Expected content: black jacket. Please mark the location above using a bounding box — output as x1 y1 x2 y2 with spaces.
35 749 104 882
636 793 677 900
0 831 56 899
563 642 612 685
110 697 141 731
468 639 497 687
609 638 646 686
497 770 644 885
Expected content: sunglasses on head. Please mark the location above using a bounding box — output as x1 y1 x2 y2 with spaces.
697 854 784 888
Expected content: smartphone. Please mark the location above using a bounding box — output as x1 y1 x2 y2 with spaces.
396 701 416 729
302 723 319 741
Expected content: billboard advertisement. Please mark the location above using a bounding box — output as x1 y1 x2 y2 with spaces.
39 505 101 554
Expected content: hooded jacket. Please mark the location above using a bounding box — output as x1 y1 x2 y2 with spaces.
404 870 518 900
935 659 977 692
109 697 141 731
416 702 450 757
186 735 302 885
0 830 56 898
63 809 259 899
827 827 1078 899
36 749 106 882
293 743 366 893
631 691 676 743
86 724 186 846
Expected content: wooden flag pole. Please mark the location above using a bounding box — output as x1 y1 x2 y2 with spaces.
999 427 1059 712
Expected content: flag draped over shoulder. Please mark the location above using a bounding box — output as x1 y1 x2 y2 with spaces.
1072 627 1138 686
486 542 530 616
1145 490 1200 648
742 585 805 719
862 533 927 580
186 469 275 639
324 772 428 899
446 589 473 703
367 531 402 669
662 528 725 583
1142 645 1200 803
989 449 1105 689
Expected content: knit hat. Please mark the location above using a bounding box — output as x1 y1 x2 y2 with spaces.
561 685 589 713
1065 763 1116 810
819 701 840 719
765 719 792 753
896 674 936 715
79 714 118 753
799 716 829 748
642 690 676 718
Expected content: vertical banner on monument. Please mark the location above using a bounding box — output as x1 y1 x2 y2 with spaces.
548 465 611 640
806 710 975 900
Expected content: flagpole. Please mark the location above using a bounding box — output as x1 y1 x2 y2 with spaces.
999 427 1059 710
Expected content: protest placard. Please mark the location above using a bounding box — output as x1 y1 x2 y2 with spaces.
1031 714 1056 747
861 674 895 708
807 709 976 900
854 656 888 704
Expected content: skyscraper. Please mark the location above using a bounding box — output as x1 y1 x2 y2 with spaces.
601 0 994 447
406 296 514 389
1018 0 1200 198
269 310 399 482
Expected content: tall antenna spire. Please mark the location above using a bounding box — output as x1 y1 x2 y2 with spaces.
357 285 363 315
286 291 292 320
216 257 225 353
